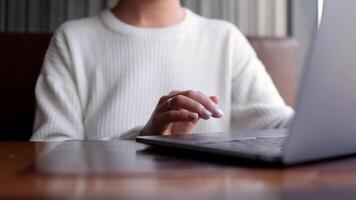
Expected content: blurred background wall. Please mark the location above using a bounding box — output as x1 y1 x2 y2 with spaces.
0 0 319 64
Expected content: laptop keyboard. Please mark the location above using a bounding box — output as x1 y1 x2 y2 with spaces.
202 137 286 156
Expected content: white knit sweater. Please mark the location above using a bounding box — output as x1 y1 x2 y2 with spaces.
31 9 294 141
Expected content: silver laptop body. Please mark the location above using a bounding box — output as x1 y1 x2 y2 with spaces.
137 0 356 165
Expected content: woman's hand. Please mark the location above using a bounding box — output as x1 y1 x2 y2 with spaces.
140 90 224 136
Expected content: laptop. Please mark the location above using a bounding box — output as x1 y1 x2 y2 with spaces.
136 0 356 165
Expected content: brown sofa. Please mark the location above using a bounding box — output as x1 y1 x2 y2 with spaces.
0 33 300 141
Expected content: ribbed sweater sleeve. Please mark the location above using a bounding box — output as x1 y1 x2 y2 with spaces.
31 26 85 141
230 28 294 130
31 25 143 141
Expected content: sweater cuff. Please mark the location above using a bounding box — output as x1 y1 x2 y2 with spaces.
118 126 144 140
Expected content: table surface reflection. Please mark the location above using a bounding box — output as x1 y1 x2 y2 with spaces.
1 140 356 200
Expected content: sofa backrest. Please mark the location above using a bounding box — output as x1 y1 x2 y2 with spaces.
248 37 300 108
0 33 51 140
0 33 300 140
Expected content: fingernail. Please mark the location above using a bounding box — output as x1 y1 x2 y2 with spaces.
202 109 212 119
214 108 224 118
188 113 199 121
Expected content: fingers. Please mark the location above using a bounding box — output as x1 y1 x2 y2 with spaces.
158 110 199 125
181 90 224 118
162 90 224 118
157 90 182 105
157 95 213 120
143 91 222 136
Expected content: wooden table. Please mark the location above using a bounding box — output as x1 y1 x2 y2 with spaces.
1 140 356 200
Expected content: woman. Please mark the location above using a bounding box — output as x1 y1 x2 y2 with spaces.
31 0 294 141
